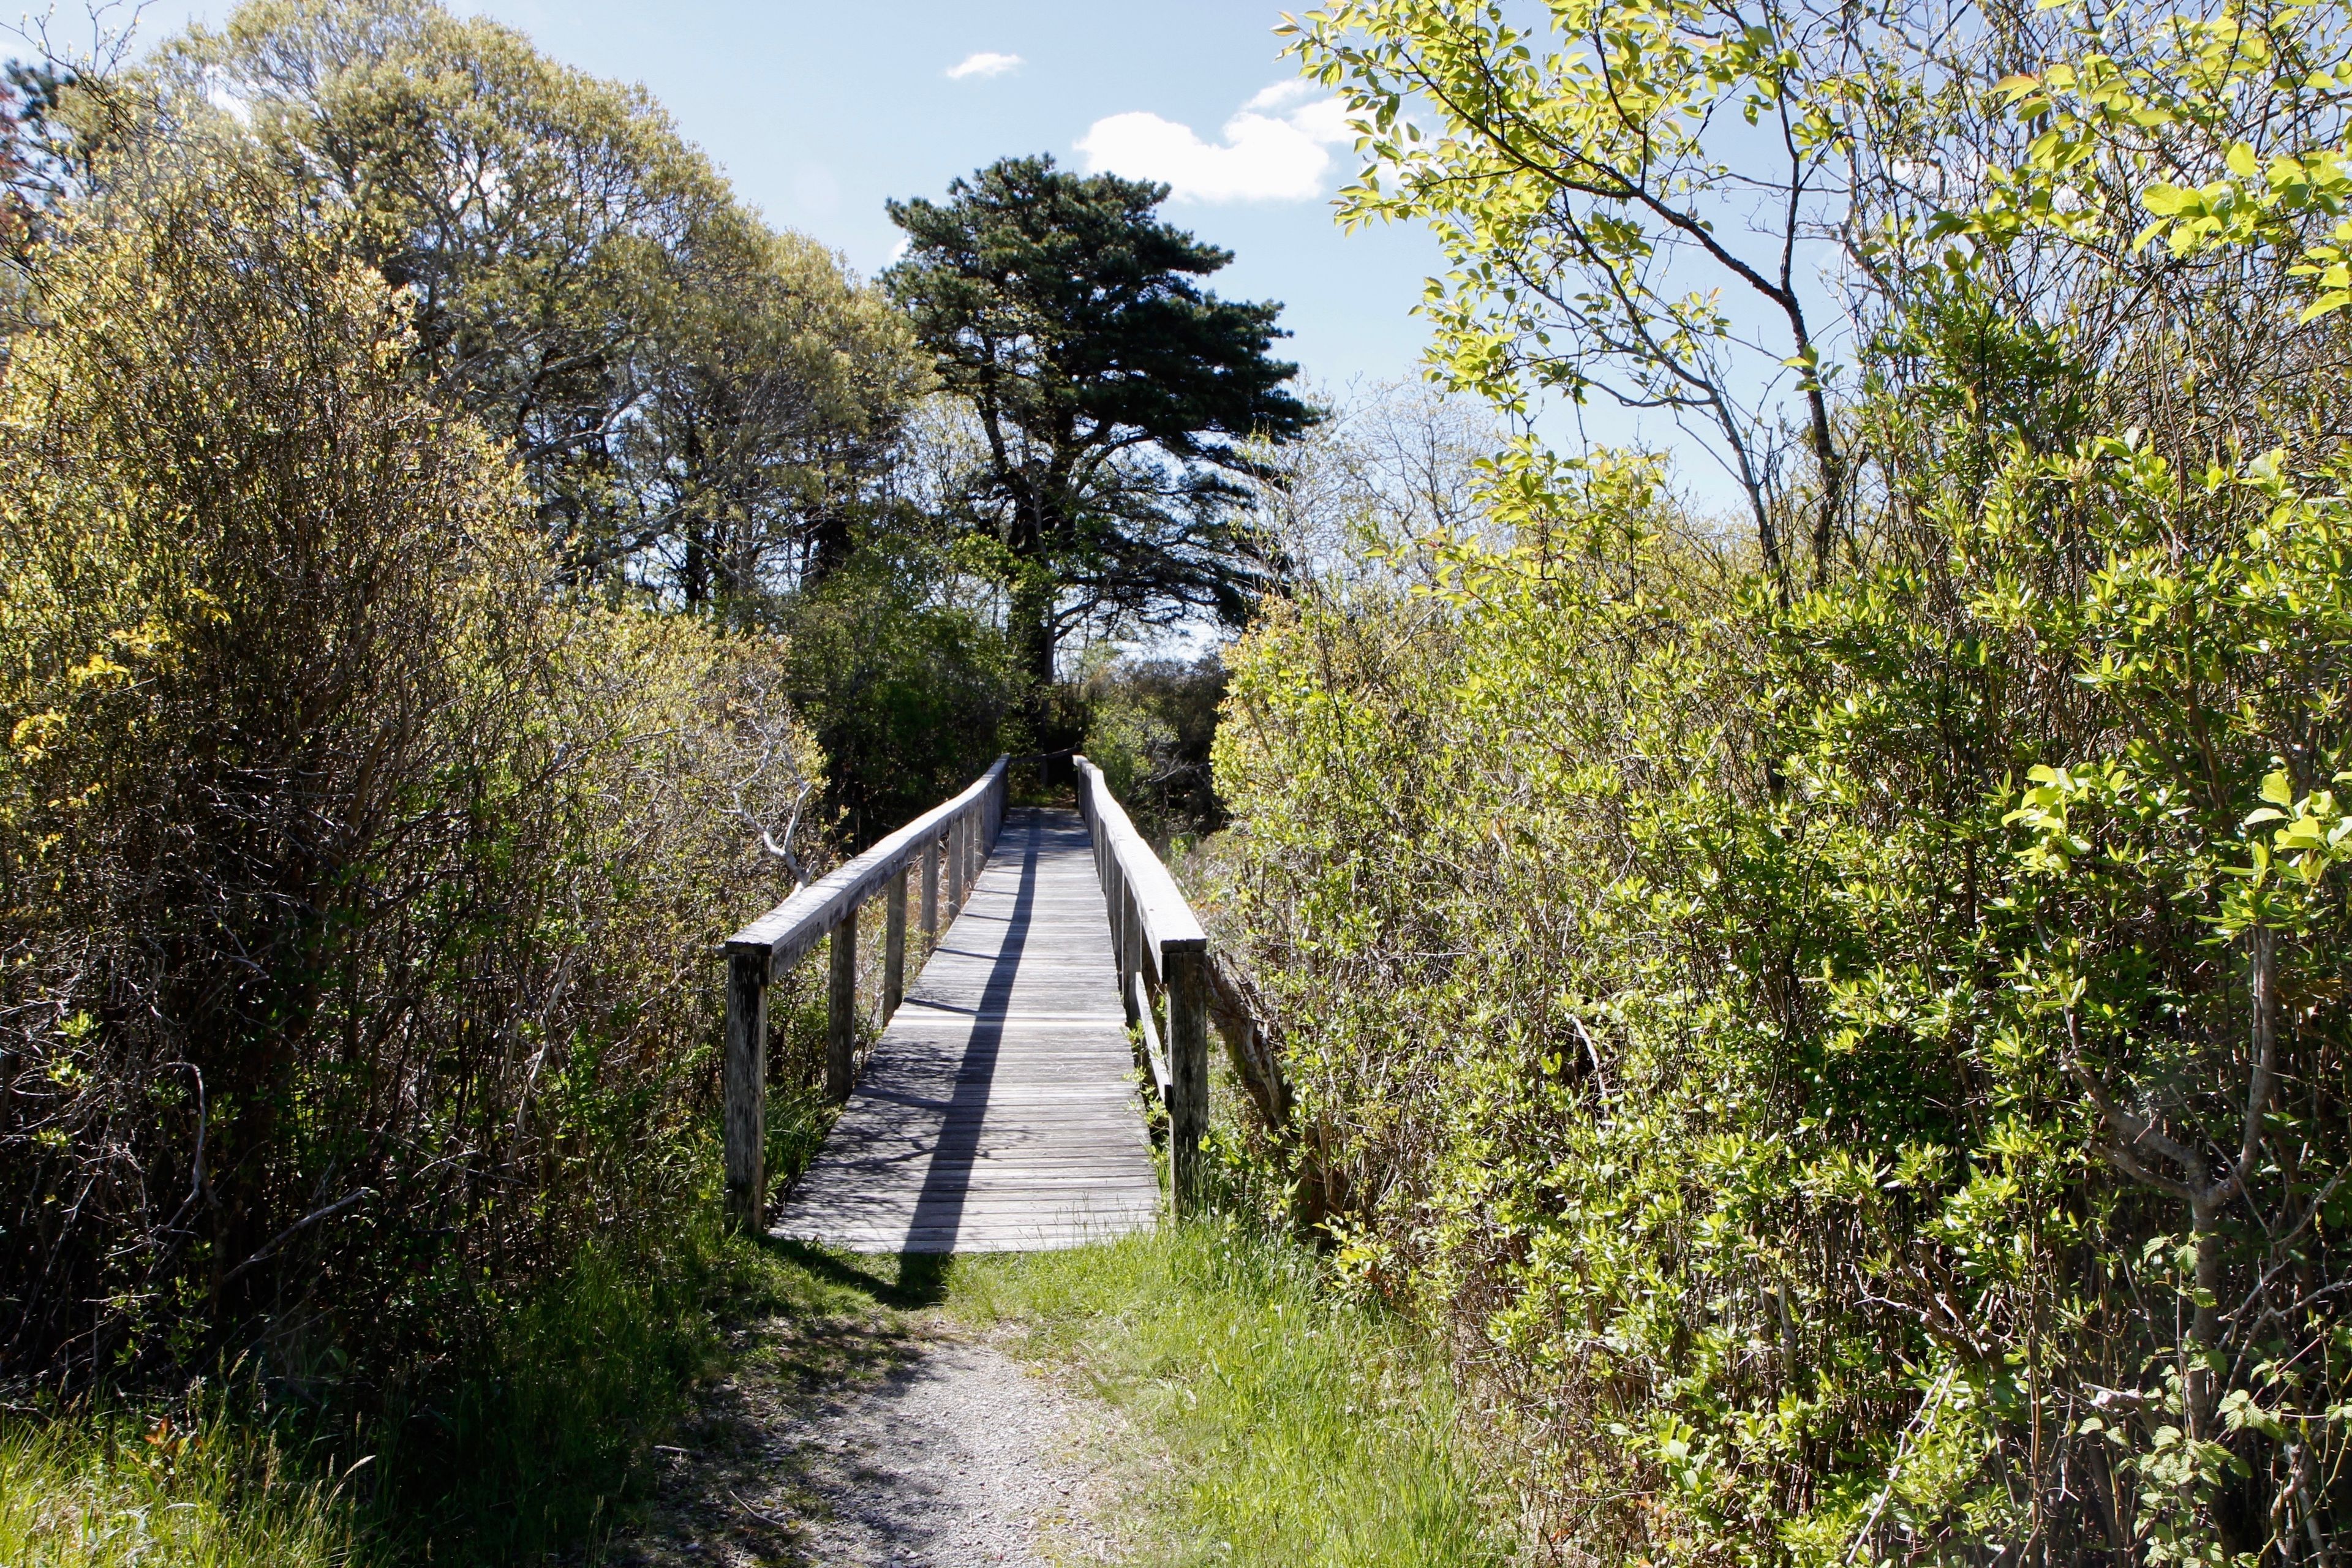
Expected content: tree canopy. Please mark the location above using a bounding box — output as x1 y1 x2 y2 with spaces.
154 0 926 609
884 154 1318 686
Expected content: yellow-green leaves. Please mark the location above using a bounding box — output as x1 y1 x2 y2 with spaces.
1965 1 2352 320
2239 768 2352 900
1286 0 1857 578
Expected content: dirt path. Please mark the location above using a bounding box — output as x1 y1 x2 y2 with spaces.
611 1306 1123 1567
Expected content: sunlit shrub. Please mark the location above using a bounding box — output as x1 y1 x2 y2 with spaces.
1214 435 2352 1558
0 145 815 1392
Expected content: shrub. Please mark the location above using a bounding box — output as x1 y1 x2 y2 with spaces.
1080 654 1229 845
782 535 1027 845
1213 432 2352 1558
0 145 813 1395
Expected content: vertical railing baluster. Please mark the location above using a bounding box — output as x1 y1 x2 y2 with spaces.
723 951 768 1231
922 837 939 937
884 867 907 1020
826 908 858 1101
949 813 966 911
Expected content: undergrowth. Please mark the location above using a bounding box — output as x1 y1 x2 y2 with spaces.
0 1095 854 1568
0 1408 354 1568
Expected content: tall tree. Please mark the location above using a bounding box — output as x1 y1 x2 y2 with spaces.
884 155 1318 687
622 222 929 616
153 0 924 603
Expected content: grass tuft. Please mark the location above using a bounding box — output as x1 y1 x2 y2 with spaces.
0 1406 353 1568
951 1220 1504 1567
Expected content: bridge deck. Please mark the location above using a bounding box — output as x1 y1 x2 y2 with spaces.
774 807 1161 1253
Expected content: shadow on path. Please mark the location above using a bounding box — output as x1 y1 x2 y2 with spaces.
904 810 1041 1253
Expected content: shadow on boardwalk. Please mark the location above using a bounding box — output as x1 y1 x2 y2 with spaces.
775 808 1159 1256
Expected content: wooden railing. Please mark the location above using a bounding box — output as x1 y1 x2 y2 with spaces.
1073 755 1215 1213
720 758 1008 1231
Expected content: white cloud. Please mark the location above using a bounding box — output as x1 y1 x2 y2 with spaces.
1076 81 1356 203
946 51 1022 80
1243 80 1319 113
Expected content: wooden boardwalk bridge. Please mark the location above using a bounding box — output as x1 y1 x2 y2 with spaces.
721 760 1246 1253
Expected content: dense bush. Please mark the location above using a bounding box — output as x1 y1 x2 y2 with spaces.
1215 0 2352 1560
781 530 1028 845
0 145 816 1391
1217 434 2352 1564
1081 654 1229 844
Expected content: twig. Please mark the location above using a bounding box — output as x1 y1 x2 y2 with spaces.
729 1489 794 1531
216 1188 375 1288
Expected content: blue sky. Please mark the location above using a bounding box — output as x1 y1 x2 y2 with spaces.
118 0 1451 398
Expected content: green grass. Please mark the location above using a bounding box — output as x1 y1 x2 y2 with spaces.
0 1406 354 1568
949 1220 1507 1567
0 1216 885 1568
1 1218 1502 1567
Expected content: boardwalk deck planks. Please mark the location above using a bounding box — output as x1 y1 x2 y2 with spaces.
773 809 1159 1254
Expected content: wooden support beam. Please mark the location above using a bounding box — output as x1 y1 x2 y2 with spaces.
921 839 939 937
827 911 858 1101
723 950 767 1231
948 814 966 911
884 867 908 1021
1164 944 1211 1215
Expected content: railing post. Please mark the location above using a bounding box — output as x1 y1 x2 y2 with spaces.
827 908 858 1101
1109 858 1131 1009
921 838 939 937
1164 944 1211 1214
723 949 768 1232
948 814 967 911
884 867 908 1020
1123 887 1143 1005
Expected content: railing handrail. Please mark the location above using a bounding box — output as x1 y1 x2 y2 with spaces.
726 756 1009 977
722 756 1009 1230
1073 753 1217 1211
1074 758 1205 964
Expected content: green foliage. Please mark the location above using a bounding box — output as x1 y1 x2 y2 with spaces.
782 532 1028 843
152 0 927 603
0 132 815 1393
1286 0 1860 583
1213 435 2352 1557
1226 2 2352 1559
954 1221 1504 1567
1080 655 1229 844
885 155 1319 687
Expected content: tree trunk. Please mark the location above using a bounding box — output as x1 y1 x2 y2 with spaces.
1010 570 1057 688
802 508 856 590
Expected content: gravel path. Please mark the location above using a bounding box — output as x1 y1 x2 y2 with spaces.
612 1313 1123 1567
774 1335 1105 1564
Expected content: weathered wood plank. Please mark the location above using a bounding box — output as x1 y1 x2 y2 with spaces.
726 758 1006 977
774 807 1159 1255
826 913 856 1101
1074 758 1204 966
723 950 767 1232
